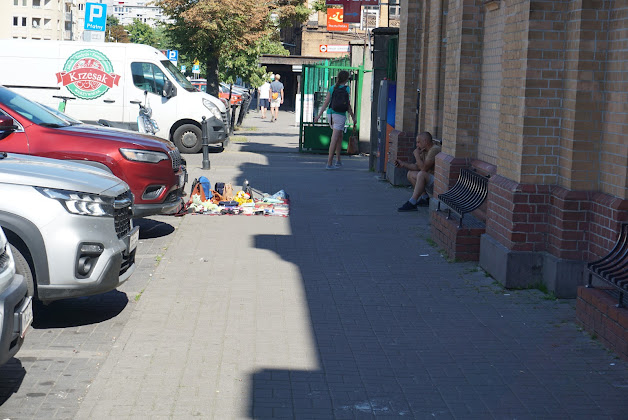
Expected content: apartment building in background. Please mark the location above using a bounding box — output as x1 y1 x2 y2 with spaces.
0 0 87 41
106 0 170 28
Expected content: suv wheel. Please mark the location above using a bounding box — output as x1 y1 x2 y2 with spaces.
173 124 202 154
9 244 35 297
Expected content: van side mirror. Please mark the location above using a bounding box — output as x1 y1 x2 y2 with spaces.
163 79 177 99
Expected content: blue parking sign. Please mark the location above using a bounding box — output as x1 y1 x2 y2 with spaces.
167 50 178 62
84 3 107 32
181 65 186 72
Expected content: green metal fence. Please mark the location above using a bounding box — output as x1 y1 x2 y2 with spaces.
298 57 367 154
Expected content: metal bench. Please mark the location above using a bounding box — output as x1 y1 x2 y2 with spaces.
586 223 628 308
437 168 490 228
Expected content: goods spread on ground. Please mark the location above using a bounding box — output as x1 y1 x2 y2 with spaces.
181 177 289 217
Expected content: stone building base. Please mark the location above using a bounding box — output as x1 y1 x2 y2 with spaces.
479 234 586 298
577 286 628 362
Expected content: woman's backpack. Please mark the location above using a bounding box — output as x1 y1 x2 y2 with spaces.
330 85 349 113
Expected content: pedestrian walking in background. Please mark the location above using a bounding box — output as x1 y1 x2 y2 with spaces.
314 70 356 170
258 78 271 119
269 74 284 122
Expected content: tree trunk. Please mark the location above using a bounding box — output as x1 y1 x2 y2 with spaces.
205 44 220 98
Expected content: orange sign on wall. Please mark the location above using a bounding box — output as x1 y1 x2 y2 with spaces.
327 8 349 31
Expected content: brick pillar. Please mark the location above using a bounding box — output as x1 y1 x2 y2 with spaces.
394 0 423 132
433 0 484 198
559 1 610 191
387 0 424 185
440 0 483 158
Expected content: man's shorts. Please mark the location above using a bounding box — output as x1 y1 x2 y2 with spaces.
270 97 281 108
260 98 269 108
426 173 435 190
328 113 346 131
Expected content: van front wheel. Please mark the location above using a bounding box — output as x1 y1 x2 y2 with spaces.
173 124 202 154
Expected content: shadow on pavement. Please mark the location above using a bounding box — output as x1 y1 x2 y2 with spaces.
230 140 425 417
0 359 25 405
32 290 128 329
135 218 176 239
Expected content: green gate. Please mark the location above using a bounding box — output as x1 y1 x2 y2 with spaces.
299 57 367 153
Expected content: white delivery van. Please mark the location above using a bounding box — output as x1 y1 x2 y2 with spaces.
0 40 229 153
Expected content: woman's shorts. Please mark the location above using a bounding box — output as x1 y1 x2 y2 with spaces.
260 98 269 108
328 113 346 131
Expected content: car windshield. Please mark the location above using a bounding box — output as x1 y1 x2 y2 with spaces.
161 60 196 92
0 87 70 127
38 103 83 125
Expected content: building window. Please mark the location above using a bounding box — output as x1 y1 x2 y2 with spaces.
13 17 18 26
44 18 51 29
33 0 41 7
22 17 27 26
14 0 19 6
78 3 84 11
32 18 41 29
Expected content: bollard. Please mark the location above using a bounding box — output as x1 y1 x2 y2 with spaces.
201 116 210 170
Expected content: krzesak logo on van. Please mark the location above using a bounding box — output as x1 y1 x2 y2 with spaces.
55 49 120 100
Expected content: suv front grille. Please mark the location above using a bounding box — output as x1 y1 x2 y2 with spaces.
114 191 133 239
168 149 182 171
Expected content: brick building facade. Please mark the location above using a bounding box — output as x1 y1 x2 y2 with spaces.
389 0 627 301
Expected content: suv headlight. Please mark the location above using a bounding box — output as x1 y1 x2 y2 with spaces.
203 99 223 120
120 148 168 163
36 187 115 217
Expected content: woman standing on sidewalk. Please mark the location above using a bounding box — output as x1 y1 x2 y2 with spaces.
314 70 356 170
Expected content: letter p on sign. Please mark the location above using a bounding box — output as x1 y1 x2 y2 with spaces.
90 5 103 22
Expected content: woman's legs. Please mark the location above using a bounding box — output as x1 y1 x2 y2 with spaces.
327 128 342 166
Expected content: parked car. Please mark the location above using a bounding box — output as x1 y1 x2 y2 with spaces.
0 86 186 218
190 79 244 106
0 226 32 366
0 151 138 303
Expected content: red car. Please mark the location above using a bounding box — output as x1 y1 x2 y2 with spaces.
0 86 186 217
191 79 243 106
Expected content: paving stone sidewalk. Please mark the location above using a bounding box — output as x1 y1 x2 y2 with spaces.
2 110 627 419
77 111 628 419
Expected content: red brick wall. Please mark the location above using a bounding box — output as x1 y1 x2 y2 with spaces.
431 210 485 262
485 179 628 260
577 286 628 362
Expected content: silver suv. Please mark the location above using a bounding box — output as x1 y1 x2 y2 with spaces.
0 152 138 303
0 227 32 365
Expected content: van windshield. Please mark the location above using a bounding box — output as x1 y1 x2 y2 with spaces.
0 87 69 127
161 60 196 92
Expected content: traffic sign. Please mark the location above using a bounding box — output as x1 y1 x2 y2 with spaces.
167 50 178 62
84 3 107 32
320 44 350 53
181 65 186 72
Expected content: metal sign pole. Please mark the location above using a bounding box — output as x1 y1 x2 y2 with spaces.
201 116 210 170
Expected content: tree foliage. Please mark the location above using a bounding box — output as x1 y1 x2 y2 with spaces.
105 15 129 43
155 0 272 96
220 35 289 87
125 19 158 46
155 0 309 96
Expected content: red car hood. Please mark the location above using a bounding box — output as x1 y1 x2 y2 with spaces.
57 123 176 151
